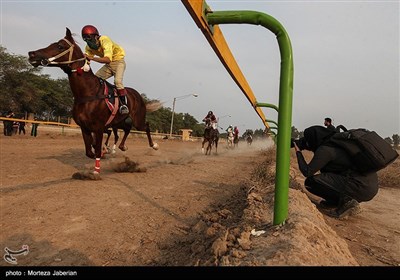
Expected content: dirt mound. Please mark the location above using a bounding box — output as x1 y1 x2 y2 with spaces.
159 149 357 266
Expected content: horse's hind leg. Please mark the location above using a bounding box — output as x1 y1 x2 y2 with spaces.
103 129 112 154
118 128 130 151
112 127 119 154
134 109 158 150
104 129 111 146
143 122 158 150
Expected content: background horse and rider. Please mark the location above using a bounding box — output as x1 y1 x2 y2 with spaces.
226 125 234 149
202 118 219 155
232 126 240 149
28 28 161 177
244 130 253 146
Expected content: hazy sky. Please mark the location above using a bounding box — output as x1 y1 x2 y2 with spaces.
1 0 399 138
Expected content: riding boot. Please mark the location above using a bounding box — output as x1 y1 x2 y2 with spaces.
117 88 129 114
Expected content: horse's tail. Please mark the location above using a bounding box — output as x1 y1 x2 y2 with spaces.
146 101 162 112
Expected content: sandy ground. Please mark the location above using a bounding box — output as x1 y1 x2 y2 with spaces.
0 127 399 267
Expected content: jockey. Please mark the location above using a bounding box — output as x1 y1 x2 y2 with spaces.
226 125 233 134
81 25 129 115
234 126 239 137
202 111 217 129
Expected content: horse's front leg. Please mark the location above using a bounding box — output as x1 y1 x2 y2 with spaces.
201 138 207 154
81 128 95 159
206 140 212 155
92 130 104 174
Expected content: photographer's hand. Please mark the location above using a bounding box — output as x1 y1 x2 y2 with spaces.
294 142 300 152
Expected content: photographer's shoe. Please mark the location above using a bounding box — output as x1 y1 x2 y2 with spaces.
325 199 361 219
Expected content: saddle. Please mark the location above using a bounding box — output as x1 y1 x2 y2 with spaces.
98 78 129 126
99 79 118 109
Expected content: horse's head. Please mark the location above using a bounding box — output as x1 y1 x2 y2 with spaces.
28 28 86 71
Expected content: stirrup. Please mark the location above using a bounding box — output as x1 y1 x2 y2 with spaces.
119 105 129 114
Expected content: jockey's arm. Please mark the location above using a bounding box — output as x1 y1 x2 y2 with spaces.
85 54 111 64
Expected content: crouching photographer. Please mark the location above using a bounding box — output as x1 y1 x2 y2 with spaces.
291 125 378 219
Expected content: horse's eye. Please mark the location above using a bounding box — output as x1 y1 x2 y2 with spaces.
57 44 64 50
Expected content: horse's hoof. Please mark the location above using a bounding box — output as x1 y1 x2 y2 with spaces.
86 153 96 159
152 143 159 150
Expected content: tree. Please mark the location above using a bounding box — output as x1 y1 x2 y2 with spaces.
291 126 303 139
0 46 72 117
254 128 266 138
393 134 399 148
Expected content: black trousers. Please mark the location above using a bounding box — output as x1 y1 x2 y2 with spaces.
305 170 379 207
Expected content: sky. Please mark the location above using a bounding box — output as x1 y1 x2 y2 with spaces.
1 0 399 138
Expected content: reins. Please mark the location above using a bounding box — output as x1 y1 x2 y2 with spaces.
41 38 86 66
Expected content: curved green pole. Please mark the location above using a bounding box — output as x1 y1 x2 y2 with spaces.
207 11 294 225
266 119 278 127
256 102 279 112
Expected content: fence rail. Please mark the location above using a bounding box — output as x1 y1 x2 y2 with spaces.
0 117 203 141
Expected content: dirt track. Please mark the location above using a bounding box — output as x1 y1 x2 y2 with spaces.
1 128 399 266
0 130 272 265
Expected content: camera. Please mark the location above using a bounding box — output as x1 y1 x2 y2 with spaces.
291 137 308 150
290 138 296 148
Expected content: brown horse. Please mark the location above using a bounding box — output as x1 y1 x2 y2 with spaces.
201 119 219 155
28 28 160 175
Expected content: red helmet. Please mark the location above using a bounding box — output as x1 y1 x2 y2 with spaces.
81 25 99 38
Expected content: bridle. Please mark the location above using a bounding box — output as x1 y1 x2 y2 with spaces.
40 38 86 67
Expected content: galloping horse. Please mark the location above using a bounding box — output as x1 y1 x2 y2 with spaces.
246 133 253 146
201 119 219 155
243 129 253 146
28 28 160 175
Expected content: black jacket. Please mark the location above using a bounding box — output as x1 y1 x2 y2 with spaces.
296 126 378 201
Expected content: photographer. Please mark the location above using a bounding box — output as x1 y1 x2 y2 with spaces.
292 125 378 219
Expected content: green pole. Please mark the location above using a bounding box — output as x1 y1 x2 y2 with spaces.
207 10 294 225
255 102 279 112
266 119 278 127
